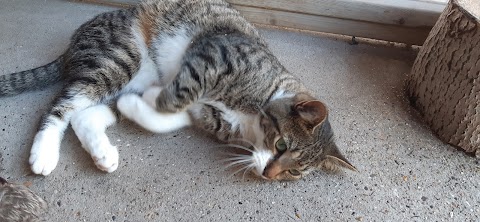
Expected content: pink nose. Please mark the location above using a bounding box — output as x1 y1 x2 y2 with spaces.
262 162 282 179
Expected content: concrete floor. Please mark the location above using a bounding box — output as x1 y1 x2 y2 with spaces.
0 0 479 221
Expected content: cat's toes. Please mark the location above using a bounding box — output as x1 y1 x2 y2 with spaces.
117 94 142 119
142 86 163 108
29 153 59 176
91 144 119 173
29 131 61 175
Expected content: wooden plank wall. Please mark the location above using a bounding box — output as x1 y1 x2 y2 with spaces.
75 0 447 45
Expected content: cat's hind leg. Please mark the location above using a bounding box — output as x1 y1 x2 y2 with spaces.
29 92 96 175
71 104 119 173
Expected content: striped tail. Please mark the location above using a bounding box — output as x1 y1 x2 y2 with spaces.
0 55 64 96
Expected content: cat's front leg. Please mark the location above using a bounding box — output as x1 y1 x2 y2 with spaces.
155 62 205 113
117 93 192 133
154 83 194 113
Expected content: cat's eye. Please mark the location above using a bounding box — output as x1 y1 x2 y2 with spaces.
288 169 301 176
275 138 287 152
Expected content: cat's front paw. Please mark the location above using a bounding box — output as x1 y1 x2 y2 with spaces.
91 143 119 173
142 86 163 108
29 130 61 175
117 94 142 119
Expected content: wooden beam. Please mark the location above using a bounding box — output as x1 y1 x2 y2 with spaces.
228 0 445 27
229 0 446 45
233 5 433 45
75 0 447 45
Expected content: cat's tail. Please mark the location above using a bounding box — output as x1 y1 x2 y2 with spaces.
0 55 65 96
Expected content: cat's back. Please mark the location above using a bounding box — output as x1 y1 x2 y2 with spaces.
138 0 261 40
134 0 267 83
70 7 138 47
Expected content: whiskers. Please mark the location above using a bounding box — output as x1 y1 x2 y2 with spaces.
214 143 254 154
228 138 258 150
214 142 257 181
227 159 255 181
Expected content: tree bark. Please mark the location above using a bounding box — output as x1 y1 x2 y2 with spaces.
407 0 479 157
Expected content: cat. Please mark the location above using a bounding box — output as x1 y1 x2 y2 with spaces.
0 0 356 180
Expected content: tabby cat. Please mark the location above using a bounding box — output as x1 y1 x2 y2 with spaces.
0 0 356 180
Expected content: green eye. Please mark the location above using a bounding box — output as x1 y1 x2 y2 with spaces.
288 169 301 176
275 138 287 152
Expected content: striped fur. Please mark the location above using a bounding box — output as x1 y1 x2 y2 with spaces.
0 177 47 222
0 56 64 96
0 0 355 180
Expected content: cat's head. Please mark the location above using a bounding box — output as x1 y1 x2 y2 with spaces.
251 93 356 180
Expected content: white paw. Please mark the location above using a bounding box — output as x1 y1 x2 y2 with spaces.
29 130 61 175
142 86 163 108
117 94 142 119
90 143 119 173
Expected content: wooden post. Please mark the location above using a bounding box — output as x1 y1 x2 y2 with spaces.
407 0 479 157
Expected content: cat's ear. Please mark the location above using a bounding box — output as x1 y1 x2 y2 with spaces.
295 100 328 131
325 154 358 172
322 146 357 172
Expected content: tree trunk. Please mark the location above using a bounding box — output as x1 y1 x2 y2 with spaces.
407 0 479 157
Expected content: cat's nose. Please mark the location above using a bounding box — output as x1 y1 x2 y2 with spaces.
262 161 282 179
